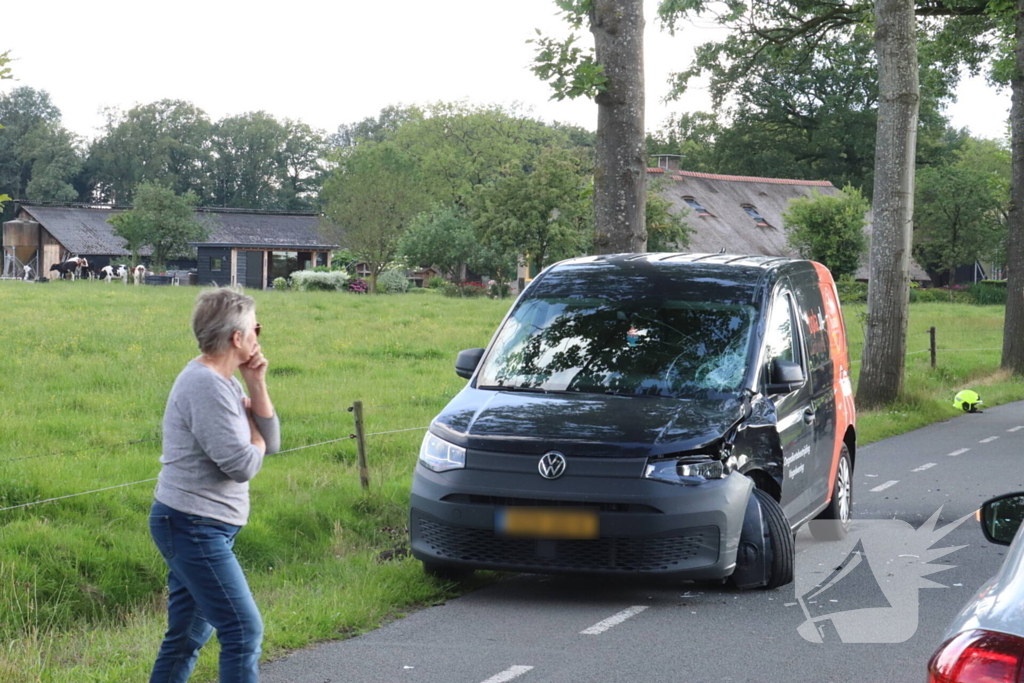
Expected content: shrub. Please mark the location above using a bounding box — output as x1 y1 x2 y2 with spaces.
427 276 447 289
970 282 1007 305
440 281 487 298
378 268 410 294
289 270 349 292
911 287 974 304
408 286 432 295
272 277 288 290
835 276 868 304
348 278 369 294
488 281 512 299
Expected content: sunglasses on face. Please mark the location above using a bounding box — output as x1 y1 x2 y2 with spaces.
254 323 262 338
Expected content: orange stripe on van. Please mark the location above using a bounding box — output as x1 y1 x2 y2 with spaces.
811 262 856 500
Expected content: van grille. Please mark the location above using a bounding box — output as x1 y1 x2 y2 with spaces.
440 494 660 514
416 517 718 573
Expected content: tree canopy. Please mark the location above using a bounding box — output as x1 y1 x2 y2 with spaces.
320 142 430 289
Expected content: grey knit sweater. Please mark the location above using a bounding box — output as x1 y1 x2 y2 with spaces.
154 359 280 525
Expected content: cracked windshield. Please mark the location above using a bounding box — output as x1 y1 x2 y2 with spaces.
478 296 757 398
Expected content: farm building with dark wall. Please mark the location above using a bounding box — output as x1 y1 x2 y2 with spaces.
648 156 930 282
1 203 338 288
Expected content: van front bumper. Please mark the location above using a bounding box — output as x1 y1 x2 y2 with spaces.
409 464 753 579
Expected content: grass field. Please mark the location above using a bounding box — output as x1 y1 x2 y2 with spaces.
0 280 1021 682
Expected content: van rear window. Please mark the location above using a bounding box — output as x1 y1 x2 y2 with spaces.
477 297 757 399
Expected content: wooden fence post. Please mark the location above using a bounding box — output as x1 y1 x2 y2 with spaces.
929 326 937 368
352 400 369 491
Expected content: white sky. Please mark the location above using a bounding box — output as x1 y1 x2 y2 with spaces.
2 0 1010 146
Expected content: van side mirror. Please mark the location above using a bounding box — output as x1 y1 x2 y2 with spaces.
455 348 485 379
981 492 1024 545
766 359 806 395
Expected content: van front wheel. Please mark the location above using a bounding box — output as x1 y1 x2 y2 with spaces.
753 488 795 590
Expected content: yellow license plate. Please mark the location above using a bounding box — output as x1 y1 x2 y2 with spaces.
497 507 599 539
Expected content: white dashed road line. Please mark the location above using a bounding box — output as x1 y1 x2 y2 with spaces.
947 448 970 457
980 436 999 443
870 480 900 493
912 463 937 472
580 606 649 635
479 666 535 683
1009 426 1024 433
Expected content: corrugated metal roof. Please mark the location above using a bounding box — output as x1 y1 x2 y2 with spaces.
18 205 338 256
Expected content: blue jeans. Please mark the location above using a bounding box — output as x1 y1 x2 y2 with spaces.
149 501 263 683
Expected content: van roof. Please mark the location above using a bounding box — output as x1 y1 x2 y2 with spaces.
556 253 804 270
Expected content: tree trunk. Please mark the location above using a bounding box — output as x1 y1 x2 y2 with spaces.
1002 0 1024 374
856 0 919 409
590 0 647 254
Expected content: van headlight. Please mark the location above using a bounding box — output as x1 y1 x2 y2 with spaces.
644 456 725 485
418 432 466 473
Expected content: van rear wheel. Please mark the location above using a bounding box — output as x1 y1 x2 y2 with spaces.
810 444 853 541
752 488 795 590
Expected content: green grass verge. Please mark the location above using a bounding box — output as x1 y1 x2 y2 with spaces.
0 282 1020 681
842 302 1024 444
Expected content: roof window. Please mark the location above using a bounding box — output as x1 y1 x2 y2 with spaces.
742 204 771 227
683 196 712 217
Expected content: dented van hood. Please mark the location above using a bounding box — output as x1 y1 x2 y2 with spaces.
431 387 746 458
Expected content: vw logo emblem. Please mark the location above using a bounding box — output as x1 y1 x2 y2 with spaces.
538 452 567 480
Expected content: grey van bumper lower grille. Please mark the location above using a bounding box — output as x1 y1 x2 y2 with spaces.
415 517 719 573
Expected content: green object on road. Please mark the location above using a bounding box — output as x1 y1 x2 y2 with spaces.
954 389 982 413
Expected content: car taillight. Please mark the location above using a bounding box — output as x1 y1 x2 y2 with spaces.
928 630 1024 683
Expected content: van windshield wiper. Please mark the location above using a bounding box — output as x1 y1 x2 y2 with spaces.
478 384 556 394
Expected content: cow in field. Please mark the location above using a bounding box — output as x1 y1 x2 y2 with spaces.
133 265 146 285
50 261 79 280
99 265 128 283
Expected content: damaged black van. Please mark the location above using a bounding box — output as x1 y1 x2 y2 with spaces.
409 253 856 589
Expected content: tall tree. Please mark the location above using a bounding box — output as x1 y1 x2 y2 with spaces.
210 112 285 209
914 141 1008 285
20 124 81 202
320 142 430 291
0 87 80 209
471 147 593 272
392 102 566 205
1000 0 1024 373
276 119 328 211
532 0 648 254
87 100 214 204
329 105 422 151
857 0 921 407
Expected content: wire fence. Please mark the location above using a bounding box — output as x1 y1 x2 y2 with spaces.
850 346 1002 364
0 404 430 514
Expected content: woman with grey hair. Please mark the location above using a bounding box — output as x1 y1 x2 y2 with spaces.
148 286 280 683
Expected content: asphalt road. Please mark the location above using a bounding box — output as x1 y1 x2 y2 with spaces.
261 401 1024 683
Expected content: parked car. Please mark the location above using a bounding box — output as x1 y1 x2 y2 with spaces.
409 253 857 588
927 492 1024 682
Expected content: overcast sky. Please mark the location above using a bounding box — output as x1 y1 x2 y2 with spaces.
3 0 1010 147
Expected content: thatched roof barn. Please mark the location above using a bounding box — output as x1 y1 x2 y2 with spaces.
648 158 928 282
